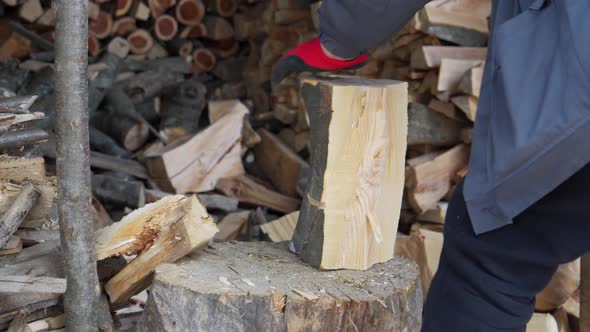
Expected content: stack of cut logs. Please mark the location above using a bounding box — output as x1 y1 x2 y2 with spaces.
0 0 581 331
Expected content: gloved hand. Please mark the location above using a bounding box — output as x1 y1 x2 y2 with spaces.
272 37 368 85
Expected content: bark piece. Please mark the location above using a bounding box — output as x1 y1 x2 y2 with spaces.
406 145 470 214
101 195 218 307
291 76 408 270
216 175 300 214
255 129 307 197
261 211 299 242
0 184 39 247
176 0 205 26
146 103 247 193
136 241 422 332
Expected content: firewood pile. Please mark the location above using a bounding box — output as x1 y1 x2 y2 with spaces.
0 0 581 331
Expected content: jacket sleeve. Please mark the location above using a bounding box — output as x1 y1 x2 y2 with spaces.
318 0 431 59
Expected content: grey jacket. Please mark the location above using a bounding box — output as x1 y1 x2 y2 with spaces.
319 0 590 234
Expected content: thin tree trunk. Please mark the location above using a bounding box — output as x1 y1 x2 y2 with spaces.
54 1 99 331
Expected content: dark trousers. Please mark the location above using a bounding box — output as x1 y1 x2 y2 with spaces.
422 163 590 331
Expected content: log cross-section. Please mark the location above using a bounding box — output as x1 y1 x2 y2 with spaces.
291 76 409 271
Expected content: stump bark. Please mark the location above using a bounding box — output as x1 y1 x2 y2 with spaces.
137 241 422 332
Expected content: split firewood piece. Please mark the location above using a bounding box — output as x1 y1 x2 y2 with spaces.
127 29 154 54
146 105 246 193
457 62 484 97
208 99 245 123
291 76 408 270
261 211 299 242
88 1 100 20
112 17 137 36
438 58 484 92
154 14 178 41
0 178 56 229
202 16 234 40
526 313 558 332
159 80 207 138
416 6 488 46
394 228 443 299
92 195 113 231
417 201 448 225
0 236 22 255
278 128 309 153
0 184 40 247
406 144 470 214
116 0 134 16
18 0 43 23
255 129 307 197
427 98 464 121
0 156 45 181
408 103 462 146
27 314 65 332
536 259 580 312
452 95 478 122
7 313 32 332
107 36 130 58
89 11 113 39
179 23 207 39
216 175 300 214
101 195 218 307
133 1 151 21
411 46 486 69
0 275 66 294
207 0 238 17
92 173 145 209
176 0 205 26
149 0 176 17
36 8 55 27
241 117 260 148
213 210 249 242
191 47 216 73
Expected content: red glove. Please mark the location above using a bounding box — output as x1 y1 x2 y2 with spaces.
272 38 368 84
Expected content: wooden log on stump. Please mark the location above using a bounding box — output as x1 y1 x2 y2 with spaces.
291 76 408 270
137 242 422 331
155 14 178 41
176 0 205 26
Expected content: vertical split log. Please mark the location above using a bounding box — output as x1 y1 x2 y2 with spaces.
54 1 99 330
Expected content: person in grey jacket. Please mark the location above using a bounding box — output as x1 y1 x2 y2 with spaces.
273 0 590 331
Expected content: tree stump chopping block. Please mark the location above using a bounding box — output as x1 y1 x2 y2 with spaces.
137 242 422 332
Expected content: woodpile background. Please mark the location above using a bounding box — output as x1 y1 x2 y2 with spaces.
0 0 580 331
